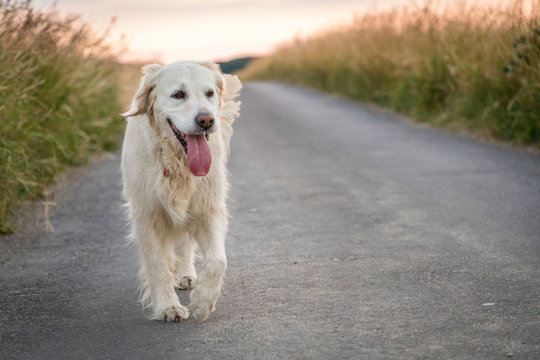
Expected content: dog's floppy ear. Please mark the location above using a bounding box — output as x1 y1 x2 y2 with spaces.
122 64 162 117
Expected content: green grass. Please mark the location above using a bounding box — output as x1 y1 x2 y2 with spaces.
240 0 540 147
0 1 127 233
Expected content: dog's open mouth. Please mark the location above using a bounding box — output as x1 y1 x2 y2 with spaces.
168 118 188 154
167 118 212 177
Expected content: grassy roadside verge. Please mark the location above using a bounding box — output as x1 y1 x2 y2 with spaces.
240 1 540 147
0 1 132 233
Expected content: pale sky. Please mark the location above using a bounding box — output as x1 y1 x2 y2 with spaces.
33 0 412 63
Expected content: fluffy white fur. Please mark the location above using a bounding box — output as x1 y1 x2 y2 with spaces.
121 61 241 322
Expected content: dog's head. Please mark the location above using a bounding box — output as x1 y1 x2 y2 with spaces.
123 61 227 176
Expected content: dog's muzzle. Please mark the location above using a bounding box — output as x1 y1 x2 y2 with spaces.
167 118 210 155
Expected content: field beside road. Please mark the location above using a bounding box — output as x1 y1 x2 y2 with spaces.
0 1 141 233
240 1 540 148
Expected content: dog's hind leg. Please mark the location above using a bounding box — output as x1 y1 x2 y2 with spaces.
175 233 198 290
189 212 228 321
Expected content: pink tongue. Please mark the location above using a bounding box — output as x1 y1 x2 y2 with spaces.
186 134 212 176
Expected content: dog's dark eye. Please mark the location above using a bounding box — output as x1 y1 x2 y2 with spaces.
206 89 214 98
172 90 186 99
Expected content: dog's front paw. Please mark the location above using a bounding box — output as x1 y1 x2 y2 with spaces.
189 300 214 321
155 304 189 322
176 275 196 290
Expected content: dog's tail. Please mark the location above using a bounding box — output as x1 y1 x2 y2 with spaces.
219 74 242 147
220 74 242 123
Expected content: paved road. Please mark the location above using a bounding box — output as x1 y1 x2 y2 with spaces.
1 82 539 359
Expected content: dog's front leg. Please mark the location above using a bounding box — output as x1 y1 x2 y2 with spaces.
136 223 189 322
189 213 228 321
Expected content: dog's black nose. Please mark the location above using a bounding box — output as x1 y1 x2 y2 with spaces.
196 113 214 130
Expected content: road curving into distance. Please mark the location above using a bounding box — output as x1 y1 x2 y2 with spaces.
1 82 539 359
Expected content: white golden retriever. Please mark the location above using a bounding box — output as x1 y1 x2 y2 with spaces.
121 61 241 322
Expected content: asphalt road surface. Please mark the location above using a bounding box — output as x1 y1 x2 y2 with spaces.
1 82 539 359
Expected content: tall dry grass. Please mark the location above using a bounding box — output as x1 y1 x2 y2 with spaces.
240 0 540 146
0 0 126 233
